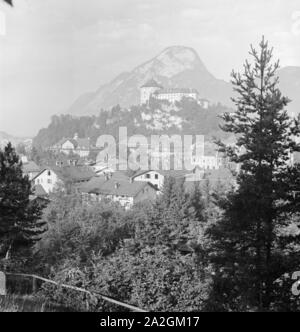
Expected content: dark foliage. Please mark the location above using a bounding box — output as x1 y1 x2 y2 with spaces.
0 143 46 259
33 100 231 148
208 37 300 311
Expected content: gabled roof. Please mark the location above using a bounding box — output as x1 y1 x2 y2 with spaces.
132 169 192 179
141 79 163 89
33 184 48 197
33 166 96 183
22 161 40 173
80 175 156 198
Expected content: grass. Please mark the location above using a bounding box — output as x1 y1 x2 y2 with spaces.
0 294 78 312
0 295 53 312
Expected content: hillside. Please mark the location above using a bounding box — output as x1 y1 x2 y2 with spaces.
0 131 32 148
34 99 231 148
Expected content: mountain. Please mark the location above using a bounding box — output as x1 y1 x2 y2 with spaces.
68 46 300 116
68 46 233 115
0 131 32 148
0 131 18 143
278 66 300 116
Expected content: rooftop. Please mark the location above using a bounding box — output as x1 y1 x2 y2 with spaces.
22 161 40 173
33 184 48 197
80 175 155 198
35 166 96 183
132 169 192 179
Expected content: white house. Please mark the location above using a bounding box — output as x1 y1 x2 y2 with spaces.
132 169 196 190
50 134 93 158
33 166 95 194
33 169 62 194
132 170 164 190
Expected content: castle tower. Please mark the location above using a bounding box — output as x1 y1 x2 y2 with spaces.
140 79 163 105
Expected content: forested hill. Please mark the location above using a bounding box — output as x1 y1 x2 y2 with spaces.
33 99 232 148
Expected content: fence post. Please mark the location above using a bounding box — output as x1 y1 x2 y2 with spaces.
32 277 37 293
0 271 6 296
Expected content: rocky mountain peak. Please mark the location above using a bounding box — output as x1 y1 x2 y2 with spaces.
134 46 206 79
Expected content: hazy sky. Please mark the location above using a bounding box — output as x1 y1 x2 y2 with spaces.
0 0 300 136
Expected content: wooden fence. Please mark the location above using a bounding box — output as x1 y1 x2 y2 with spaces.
1 271 147 312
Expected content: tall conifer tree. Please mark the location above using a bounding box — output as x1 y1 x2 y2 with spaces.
208 38 300 311
0 143 46 259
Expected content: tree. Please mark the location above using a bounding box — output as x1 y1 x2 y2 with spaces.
2 0 13 6
0 143 46 260
38 185 211 312
208 37 300 311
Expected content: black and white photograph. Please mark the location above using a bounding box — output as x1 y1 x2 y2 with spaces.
0 0 300 316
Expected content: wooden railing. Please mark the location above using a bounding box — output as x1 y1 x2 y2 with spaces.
3 272 147 312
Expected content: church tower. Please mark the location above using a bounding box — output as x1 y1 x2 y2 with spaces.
140 79 163 105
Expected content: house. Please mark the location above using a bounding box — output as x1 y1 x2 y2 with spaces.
22 160 41 180
80 172 157 209
131 170 164 190
32 166 96 194
32 168 62 193
50 134 93 158
131 169 199 190
140 79 207 106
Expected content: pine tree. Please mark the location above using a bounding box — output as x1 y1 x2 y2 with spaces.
0 143 46 259
208 37 300 311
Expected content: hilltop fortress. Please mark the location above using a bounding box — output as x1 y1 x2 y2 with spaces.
140 79 209 108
